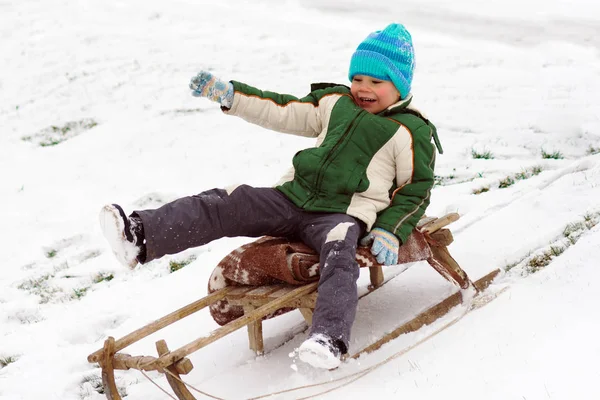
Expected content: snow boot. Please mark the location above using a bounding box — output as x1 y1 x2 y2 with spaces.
99 204 144 269
298 334 345 369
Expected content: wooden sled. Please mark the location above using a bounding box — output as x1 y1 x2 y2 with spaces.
87 213 488 400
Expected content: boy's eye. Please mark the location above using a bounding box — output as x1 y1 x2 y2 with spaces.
372 80 382 84
353 77 362 82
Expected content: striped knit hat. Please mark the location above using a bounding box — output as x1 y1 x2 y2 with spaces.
348 23 415 99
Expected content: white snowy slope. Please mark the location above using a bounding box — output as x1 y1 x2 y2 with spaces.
1 0 599 399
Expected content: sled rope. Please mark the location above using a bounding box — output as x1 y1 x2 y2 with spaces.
248 303 473 400
248 286 508 400
162 369 226 400
287 287 508 400
135 355 227 400
139 370 179 400
147 286 506 400
135 356 180 400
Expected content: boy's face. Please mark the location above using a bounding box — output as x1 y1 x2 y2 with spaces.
350 75 401 114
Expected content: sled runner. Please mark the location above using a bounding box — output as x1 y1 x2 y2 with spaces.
87 213 489 400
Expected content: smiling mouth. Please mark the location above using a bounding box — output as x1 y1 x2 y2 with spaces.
359 97 376 103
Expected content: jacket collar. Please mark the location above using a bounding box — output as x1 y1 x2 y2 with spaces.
378 94 444 154
379 94 413 117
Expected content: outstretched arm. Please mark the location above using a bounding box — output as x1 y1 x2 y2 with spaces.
189 71 343 138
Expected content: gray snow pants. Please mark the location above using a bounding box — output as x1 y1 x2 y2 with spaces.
134 184 365 351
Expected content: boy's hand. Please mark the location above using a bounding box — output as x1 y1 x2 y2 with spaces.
360 228 399 265
189 71 233 107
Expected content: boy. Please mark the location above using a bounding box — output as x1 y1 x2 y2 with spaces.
100 23 441 369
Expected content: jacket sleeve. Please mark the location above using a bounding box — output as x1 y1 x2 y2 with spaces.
222 81 343 138
372 124 436 244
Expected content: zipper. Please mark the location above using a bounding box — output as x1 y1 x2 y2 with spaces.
303 111 364 207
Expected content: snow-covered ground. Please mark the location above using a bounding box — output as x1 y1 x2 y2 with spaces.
2 0 600 399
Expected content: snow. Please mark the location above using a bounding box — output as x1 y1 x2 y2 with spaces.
1 0 600 399
325 223 354 243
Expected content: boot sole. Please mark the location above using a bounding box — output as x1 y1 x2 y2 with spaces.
298 340 341 369
99 205 139 269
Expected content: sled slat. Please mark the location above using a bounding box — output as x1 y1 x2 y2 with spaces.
226 286 255 297
417 216 438 228
292 292 318 308
244 285 286 299
231 285 318 308
153 282 319 369
228 292 318 309
88 287 232 363
266 286 296 298
420 213 460 234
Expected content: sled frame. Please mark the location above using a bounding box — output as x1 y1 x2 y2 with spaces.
87 213 473 400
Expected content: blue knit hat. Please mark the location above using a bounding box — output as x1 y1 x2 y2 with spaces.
348 23 415 99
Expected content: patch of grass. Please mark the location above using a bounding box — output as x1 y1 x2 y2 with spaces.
583 212 599 230
507 211 600 276
549 245 565 257
526 253 553 273
93 272 114 284
504 261 519 272
434 174 456 186
169 255 197 273
566 235 578 245
46 249 58 258
541 149 564 160
471 149 494 160
563 222 586 237
498 166 544 190
498 176 515 189
80 374 105 395
0 356 18 368
434 170 479 187
563 220 590 245
17 272 62 304
80 373 128 398
39 289 61 304
22 118 98 147
520 246 561 274
18 274 52 291
514 171 528 181
72 287 89 300
472 186 490 195
514 166 542 181
587 146 600 155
